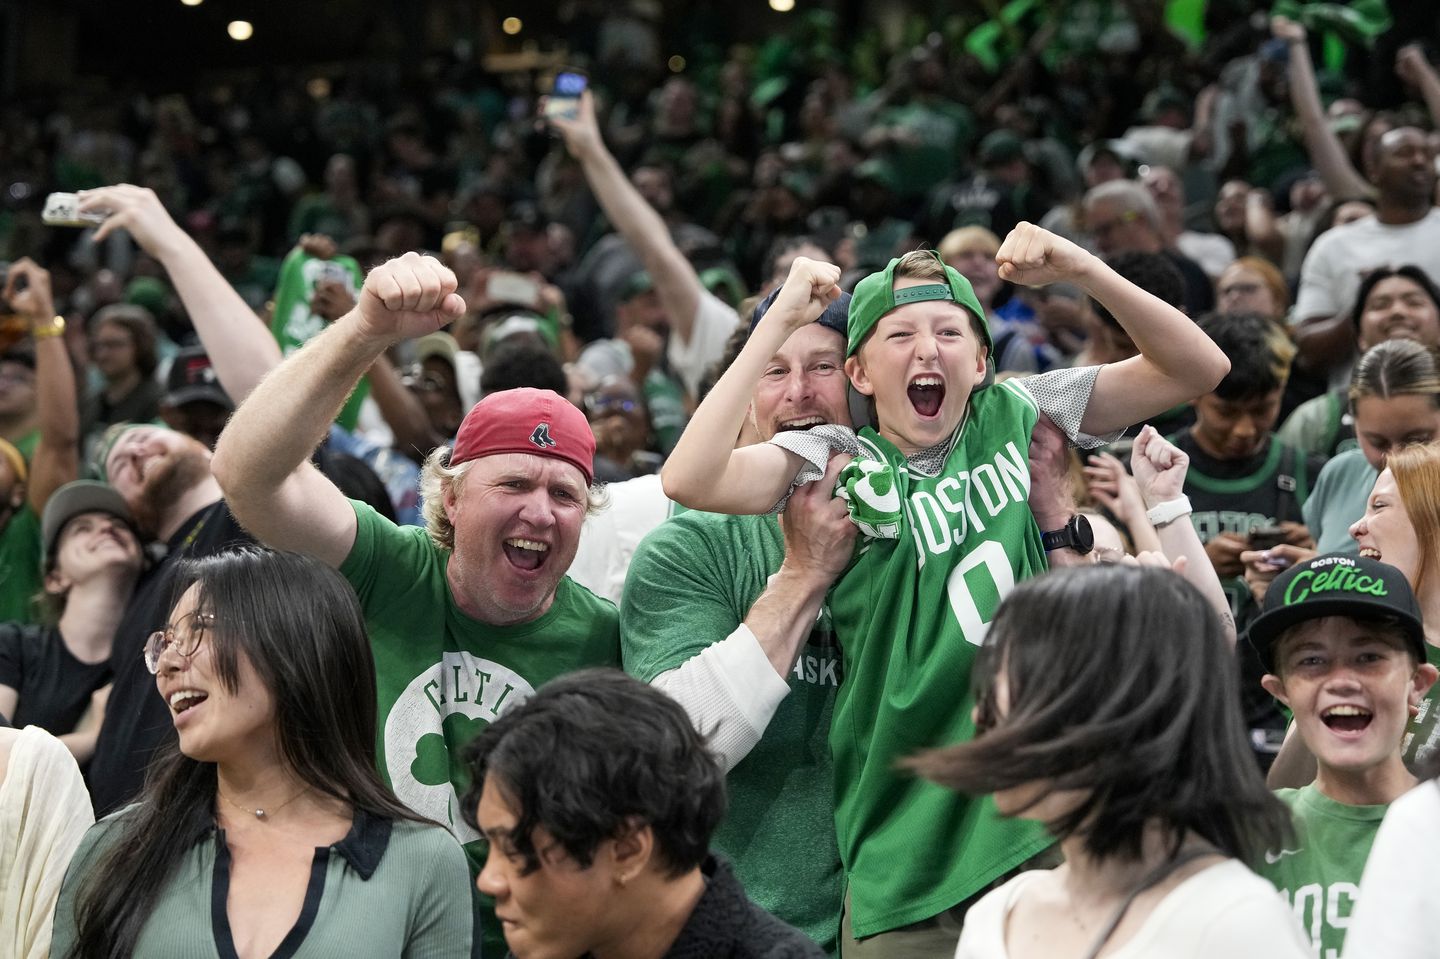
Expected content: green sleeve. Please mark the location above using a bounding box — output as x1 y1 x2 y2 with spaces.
620 516 763 683
339 499 439 611
50 811 131 956
398 823 480 959
1276 395 1336 458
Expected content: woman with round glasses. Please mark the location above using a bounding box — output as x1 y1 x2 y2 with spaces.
52 547 475 959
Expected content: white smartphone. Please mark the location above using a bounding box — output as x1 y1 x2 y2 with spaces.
42 192 108 228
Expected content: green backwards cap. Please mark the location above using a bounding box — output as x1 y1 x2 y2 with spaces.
846 252 991 358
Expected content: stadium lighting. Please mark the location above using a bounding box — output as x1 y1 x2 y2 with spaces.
502 17 523 35
668 55 687 73
181 0 203 6
770 0 795 11
227 20 254 40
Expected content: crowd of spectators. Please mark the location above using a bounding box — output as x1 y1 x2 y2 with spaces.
2 1 1440 957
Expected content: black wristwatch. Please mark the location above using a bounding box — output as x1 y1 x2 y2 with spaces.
1041 514 1094 554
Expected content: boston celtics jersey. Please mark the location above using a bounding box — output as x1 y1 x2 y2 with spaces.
1256 785 1387 958
832 379 1055 937
1404 643 1440 769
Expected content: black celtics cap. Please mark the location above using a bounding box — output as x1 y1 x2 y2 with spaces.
1247 553 1425 671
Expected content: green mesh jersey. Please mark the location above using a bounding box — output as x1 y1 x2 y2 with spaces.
832 379 1055 937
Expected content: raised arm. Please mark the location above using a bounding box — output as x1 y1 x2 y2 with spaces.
644 457 855 770
79 186 283 404
1272 17 1374 202
995 223 1230 435
5 260 78 512
547 91 703 347
212 254 464 566
1397 43 1440 132
1130 425 1237 646
659 258 840 514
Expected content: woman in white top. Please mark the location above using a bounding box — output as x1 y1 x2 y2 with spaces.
909 565 1311 959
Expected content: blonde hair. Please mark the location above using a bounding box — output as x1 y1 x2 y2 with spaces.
937 226 1001 262
1388 442 1440 593
418 447 610 551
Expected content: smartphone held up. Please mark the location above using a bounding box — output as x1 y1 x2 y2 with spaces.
542 71 588 122
41 192 108 228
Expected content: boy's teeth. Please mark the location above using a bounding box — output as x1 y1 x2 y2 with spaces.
505 538 548 552
1323 705 1371 717
911 376 943 388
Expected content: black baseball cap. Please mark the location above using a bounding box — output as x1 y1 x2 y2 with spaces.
749 286 850 338
165 346 232 410
1247 554 1425 671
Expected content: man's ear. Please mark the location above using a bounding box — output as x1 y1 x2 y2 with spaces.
1411 662 1439 708
844 355 873 397
1260 673 1290 708
608 817 656 887
442 476 460 525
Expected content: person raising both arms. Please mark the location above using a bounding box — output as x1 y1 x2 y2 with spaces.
663 221 1228 954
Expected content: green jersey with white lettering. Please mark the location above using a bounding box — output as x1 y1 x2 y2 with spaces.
833 379 1055 938
339 500 620 959
1256 785 1386 958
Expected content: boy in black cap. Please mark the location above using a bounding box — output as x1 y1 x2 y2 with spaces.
1250 553 1437 957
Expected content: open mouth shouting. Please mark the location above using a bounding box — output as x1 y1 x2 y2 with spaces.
1321 704 1373 737
777 415 827 432
1358 546 1382 561
908 375 946 419
502 537 550 573
168 687 209 723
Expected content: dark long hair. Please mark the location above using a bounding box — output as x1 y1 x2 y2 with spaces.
908 565 1291 865
66 547 430 959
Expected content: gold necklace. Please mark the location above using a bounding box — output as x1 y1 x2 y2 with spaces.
217 786 308 822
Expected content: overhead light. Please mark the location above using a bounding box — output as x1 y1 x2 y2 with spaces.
668 55 686 73
770 0 795 10
227 20 254 40
181 0 203 6
502 17 522 35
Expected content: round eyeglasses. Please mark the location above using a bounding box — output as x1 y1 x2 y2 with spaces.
144 610 215 674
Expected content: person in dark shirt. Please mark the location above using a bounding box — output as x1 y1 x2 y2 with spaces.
464 669 825 959
85 424 253 815
0 480 140 762
1170 311 1324 768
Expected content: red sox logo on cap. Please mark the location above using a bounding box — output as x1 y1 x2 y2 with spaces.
530 423 558 449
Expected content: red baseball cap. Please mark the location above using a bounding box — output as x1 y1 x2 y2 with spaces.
450 388 595 485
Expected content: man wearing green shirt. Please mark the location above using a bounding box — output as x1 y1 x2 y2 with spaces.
214 253 621 959
1250 553 1438 958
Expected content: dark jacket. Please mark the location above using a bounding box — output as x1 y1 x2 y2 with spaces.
663 855 826 959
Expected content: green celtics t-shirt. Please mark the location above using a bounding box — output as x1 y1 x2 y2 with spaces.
1403 643 1440 769
621 510 842 955
833 380 1054 938
339 500 620 958
1256 785 1386 957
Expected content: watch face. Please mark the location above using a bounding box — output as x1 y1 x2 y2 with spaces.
1072 514 1095 553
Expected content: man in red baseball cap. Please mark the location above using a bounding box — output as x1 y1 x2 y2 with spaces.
213 252 619 957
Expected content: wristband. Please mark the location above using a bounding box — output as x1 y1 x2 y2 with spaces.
1146 496 1192 528
31 315 65 340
